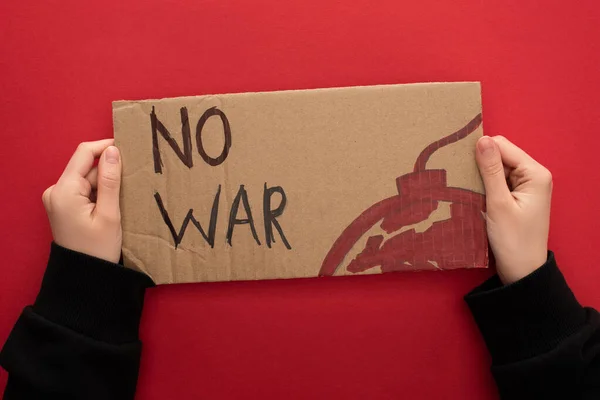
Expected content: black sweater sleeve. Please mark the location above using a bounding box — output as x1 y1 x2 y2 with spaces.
465 252 600 399
0 243 154 400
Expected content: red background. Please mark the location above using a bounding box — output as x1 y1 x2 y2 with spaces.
1 1 599 398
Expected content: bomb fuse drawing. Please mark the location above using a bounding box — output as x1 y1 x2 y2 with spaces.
319 114 487 276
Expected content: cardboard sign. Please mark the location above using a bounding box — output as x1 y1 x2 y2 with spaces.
113 82 488 284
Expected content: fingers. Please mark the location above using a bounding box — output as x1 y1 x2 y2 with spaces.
60 139 114 181
492 136 536 168
475 136 512 204
94 146 122 220
493 136 553 190
42 185 55 211
85 167 98 189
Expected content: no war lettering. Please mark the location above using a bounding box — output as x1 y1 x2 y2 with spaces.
150 106 292 250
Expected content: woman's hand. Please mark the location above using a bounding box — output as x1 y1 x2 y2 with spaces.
42 139 123 263
475 136 552 285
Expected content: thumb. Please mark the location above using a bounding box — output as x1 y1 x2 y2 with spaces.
95 146 122 219
475 136 511 204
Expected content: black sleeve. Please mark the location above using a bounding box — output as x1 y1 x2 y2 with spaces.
465 251 600 399
0 243 154 400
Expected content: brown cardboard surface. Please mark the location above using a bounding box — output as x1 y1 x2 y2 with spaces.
113 82 487 284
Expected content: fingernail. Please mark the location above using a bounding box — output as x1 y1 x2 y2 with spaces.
477 136 495 156
105 146 120 164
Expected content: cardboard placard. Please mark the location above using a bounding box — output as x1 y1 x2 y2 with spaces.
113 82 487 284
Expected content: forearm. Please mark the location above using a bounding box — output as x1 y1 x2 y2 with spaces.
0 243 154 399
465 252 600 398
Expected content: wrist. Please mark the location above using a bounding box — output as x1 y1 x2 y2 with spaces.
497 249 548 285
53 235 122 264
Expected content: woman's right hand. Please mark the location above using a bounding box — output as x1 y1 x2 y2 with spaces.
475 135 553 285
